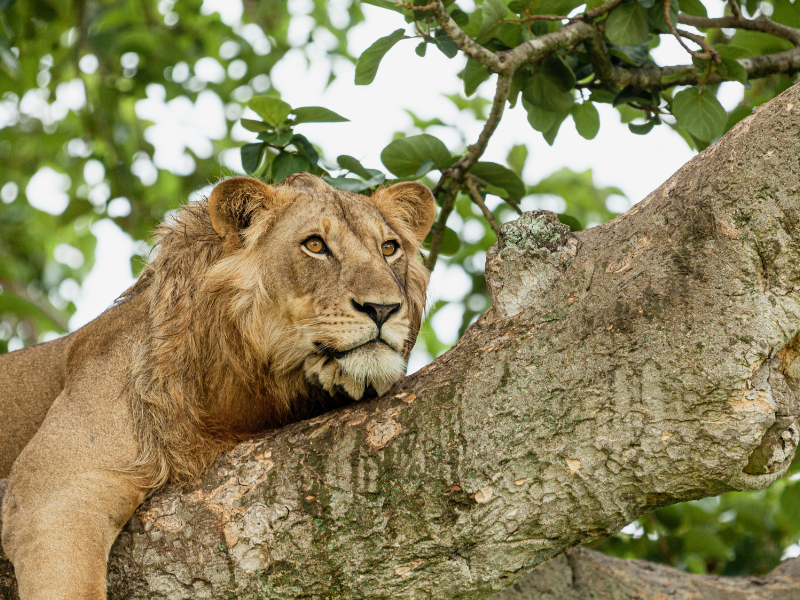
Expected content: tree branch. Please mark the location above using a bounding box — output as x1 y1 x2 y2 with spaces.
429 1 503 71
679 14 800 46
3 82 800 600
493 547 800 600
593 47 800 90
466 176 501 237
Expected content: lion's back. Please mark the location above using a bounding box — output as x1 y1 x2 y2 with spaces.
0 290 149 478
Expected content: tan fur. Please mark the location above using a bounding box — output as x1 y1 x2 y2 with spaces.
0 174 435 599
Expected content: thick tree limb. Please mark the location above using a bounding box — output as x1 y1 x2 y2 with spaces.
3 85 800 600
493 548 800 599
591 47 800 90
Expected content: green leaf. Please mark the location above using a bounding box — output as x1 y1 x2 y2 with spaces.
628 120 657 134
506 144 528 177
608 42 653 67
679 0 707 17
271 152 311 183
539 55 576 93
425 226 461 256
449 8 470 27
464 58 490 97
522 70 574 113
288 134 319 168
717 57 748 84
249 96 293 127
714 45 751 59
471 162 526 201
613 85 659 108
672 86 728 142
480 0 508 34
557 213 583 231
257 130 294 145
290 106 349 125
257 131 292 145
434 30 458 58
571 102 600 140
241 142 266 174
240 118 273 133
604 2 650 47
380 134 452 177
415 159 436 177
337 155 374 179
324 169 385 192
355 29 408 86
415 41 427 57
636 0 656 7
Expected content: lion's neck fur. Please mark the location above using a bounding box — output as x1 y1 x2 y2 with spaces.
124 201 320 489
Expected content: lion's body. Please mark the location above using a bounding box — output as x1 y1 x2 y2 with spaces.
0 175 435 599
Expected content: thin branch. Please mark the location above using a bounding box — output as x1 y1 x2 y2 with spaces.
449 72 513 178
728 0 743 19
465 176 500 236
423 184 457 271
429 1 503 71
580 0 625 21
606 47 800 89
665 0 719 63
679 14 800 46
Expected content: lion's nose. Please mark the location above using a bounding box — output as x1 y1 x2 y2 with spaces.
351 300 401 329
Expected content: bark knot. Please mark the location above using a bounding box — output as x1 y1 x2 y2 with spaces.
485 211 577 318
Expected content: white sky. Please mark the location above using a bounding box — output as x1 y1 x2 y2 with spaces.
17 0 744 364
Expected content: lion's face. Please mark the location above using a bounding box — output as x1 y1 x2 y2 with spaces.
204 174 435 401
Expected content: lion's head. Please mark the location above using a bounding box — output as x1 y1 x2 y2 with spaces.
127 173 435 486
204 173 435 401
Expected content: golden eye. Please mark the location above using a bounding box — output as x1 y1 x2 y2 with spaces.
382 241 398 256
304 237 327 254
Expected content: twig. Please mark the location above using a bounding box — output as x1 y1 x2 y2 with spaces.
424 183 457 271
429 1 503 71
665 0 719 63
679 14 800 46
398 1 437 10
580 0 625 21
465 176 500 236
727 0 743 19
449 72 513 178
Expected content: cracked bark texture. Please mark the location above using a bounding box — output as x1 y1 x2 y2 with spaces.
2 84 800 599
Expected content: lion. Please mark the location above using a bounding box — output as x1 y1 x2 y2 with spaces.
0 173 436 599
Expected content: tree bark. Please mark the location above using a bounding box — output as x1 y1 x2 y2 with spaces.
2 84 800 599
493 548 800 599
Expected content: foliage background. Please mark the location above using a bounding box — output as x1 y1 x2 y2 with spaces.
0 0 799 581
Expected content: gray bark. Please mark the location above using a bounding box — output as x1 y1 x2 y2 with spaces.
2 83 800 599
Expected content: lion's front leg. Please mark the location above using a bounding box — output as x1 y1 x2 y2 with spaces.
1 338 146 600
2 470 143 600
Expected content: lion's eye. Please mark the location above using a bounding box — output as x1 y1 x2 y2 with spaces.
382 241 398 257
304 237 327 254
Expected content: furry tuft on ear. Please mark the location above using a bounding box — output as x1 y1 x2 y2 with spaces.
207 177 275 249
371 181 436 246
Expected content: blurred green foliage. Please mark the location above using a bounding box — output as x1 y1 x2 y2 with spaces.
1 0 799 580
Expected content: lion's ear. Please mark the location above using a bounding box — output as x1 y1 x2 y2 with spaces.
371 181 436 247
207 177 275 248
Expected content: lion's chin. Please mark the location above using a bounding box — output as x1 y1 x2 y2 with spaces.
303 341 406 401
